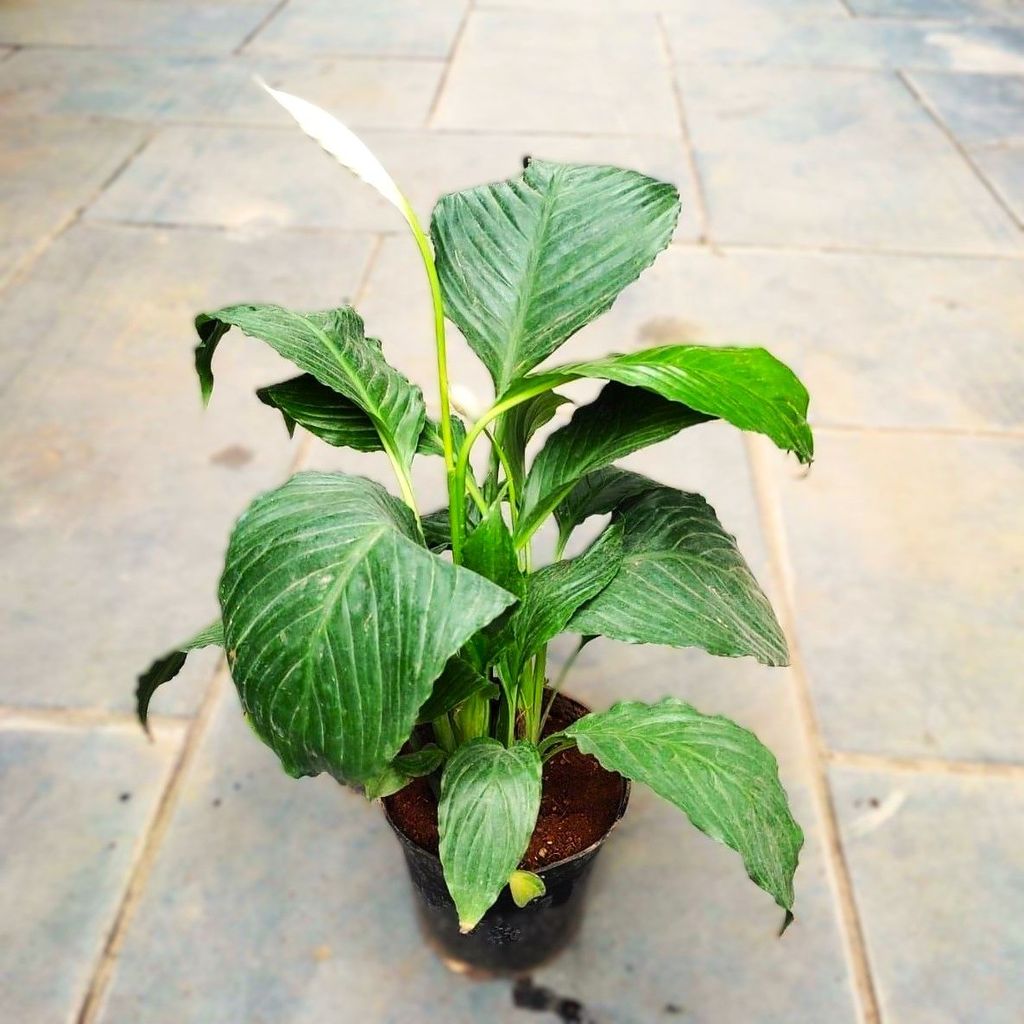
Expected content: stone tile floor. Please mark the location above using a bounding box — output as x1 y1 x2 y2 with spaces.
0 0 1021 1021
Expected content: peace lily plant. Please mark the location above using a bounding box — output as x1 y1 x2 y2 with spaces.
138 84 813 941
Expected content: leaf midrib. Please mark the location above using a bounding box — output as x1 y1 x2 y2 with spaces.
292 309 411 468
498 168 564 392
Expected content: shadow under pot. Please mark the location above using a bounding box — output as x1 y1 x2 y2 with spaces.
382 693 630 976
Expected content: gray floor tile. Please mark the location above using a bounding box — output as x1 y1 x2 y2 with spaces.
680 65 1023 252
477 0 844 9
433 10 679 136
97 642 854 1023
0 117 146 282
971 143 1024 223
775 432 1024 762
0 0 273 51
87 125 701 240
908 71 1024 146
581 245 1024 432
0 50 444 129
831 765 1024 1023
0 720 182 1024
0 223 373 713
847 0 1024 17
246 0 468 59
667 16 1024 72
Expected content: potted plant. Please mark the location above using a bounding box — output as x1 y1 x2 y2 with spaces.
138 85 813 975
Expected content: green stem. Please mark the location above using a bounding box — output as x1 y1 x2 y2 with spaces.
483 428 519 528
453 379 561 549
402 200 460 558
465 476 488 515
539 638 585 736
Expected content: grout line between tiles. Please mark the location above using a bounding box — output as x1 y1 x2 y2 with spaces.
745 433 882 1024
234 0 293 55
0 706 189 733
52 214 1024 263
0 128 154 298
425 0 473 128
657 14 713 246
828 749 1024 779
898 70 1024 234
73 665 228 1024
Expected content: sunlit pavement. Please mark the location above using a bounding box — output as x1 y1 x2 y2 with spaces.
1 2 1022 1021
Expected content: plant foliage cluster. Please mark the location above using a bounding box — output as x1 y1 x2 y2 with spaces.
139 88 812 934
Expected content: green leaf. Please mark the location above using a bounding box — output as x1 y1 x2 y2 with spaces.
438 739 542 932
257 374 383 451
517 382 710 544
219 472 515 785
509 870 546 909
416 657 498 725
497 390 571 491
564 698 803 917
554 465 661 550
421 508 453 553
136 620 223 733
365 745 446 801
431 160 680 394
501 524 623 680
195 304 425 474
257 372 465 459
503 345 813 466
462 503 525 599
570 485 788 666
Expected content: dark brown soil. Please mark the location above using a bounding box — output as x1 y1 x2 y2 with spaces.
384 694 626 871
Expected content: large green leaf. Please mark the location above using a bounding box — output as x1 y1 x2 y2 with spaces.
438 738 542 932
517 383 709 543
500 524 623 680
503 345 813 466
219 472 515 785
257 372 465 458
431 160 680 394
553 465 660 550
195 304 425 473
569 485 788 666
135 620 223 733
564 698 803 919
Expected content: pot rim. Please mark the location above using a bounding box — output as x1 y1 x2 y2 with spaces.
382 692 631 877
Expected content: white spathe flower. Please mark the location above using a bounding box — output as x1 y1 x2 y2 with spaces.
257 78 412 227
449 384 483 420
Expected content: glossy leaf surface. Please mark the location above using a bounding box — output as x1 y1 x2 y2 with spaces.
195 305 425 474
570 485 788 666
438 739 542 932
219 472 515 785
565 698 802 918
553 465 660 549
432 160 680 393
517 382 710 542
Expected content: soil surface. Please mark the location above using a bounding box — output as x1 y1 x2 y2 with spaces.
385 694 626 870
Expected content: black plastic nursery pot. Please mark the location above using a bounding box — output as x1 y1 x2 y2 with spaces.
383 695 630 976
